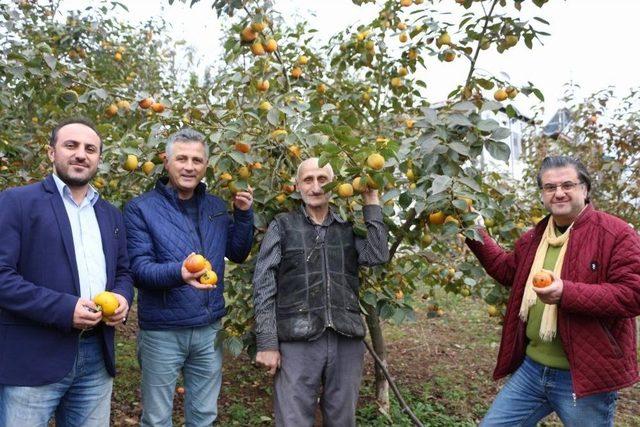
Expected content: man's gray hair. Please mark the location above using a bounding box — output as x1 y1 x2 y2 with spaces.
165 128 209 158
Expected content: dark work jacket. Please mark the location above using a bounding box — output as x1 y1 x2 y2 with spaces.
275 210 364 341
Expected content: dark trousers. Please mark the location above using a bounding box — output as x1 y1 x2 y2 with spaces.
274 329 365 427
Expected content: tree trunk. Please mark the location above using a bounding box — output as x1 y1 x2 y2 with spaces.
364 304 390 413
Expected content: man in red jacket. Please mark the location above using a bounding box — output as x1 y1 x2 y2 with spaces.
467 156 640 426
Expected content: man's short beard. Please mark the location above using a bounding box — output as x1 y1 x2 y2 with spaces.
56 168 96 187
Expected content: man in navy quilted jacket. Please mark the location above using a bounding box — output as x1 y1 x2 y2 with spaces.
124 128 254 426
467 156 640 426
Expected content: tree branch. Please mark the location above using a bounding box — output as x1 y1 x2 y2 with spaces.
463 0 499 89
389 208 417 260
364 339 425 427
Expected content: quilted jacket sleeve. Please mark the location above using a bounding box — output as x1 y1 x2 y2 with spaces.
466 227 521 288
561 225 640 318
225 207 254 263
124 200 184 290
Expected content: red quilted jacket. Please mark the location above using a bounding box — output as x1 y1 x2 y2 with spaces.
467 204 640 397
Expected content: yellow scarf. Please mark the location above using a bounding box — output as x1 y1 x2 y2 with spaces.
518 217 572 342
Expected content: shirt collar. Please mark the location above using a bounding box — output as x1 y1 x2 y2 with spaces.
299 204 346 226
52 173 99 207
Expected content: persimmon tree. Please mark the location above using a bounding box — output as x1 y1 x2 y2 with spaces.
1 0 558 420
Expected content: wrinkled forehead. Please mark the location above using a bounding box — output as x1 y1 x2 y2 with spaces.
168 140 207 158
297 159 333 181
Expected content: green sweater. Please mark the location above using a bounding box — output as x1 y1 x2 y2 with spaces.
525 243 570 369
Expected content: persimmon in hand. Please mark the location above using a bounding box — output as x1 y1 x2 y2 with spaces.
533 271 553 288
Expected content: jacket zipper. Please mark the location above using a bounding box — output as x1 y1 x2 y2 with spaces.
321 230 333 329
201 210 226 319
562 312 578 402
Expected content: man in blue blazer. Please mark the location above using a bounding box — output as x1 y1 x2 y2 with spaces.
124 128 254 426
0 118 134 427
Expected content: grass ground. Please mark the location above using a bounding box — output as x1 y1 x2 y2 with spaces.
110 294 640 426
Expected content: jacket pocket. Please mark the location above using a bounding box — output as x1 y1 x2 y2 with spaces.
599 321 623 358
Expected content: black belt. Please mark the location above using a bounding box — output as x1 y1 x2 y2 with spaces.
80 325 103 338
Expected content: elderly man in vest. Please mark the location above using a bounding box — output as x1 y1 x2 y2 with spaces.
467 156 640 426
252 158 389 426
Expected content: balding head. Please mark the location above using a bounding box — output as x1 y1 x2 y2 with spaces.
296 158 334 208
296 158 334 182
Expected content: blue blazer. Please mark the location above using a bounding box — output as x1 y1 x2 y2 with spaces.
0 175 134 386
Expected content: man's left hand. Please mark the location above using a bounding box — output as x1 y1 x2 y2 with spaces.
362 188 379 206
104 292 130 327
533 272 563 305
233 186 254 211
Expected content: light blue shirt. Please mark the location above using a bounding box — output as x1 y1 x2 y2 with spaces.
52 174 107 300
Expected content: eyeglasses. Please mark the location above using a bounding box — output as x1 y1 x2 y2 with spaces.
540 181 584 194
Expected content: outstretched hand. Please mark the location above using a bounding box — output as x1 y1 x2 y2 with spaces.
362 188 379 206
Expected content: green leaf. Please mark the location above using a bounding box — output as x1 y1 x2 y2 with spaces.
381 188 399 203
267 108 280 126
476 78 495 90
505 104 518 118
399 192 412 209
362 291 377 307
320 142 341 155
458 176 481 192
480 100 502 112
452 101 476 113
228 150 246 165
463 277 476 286
339 205 349 222
452 199 468 211
484 139 511 162
525 35 533 49
379 303 395 320
310 124 334 135
306 133 329 147
491 127 512 141
431 175 452 194
391 307 406 324
449 141 469 156
420 108 438 125
532 88 545 102
43 54 57 70
448 113 473 127
225 336 243 357
477 119 499 132
93 88 108 100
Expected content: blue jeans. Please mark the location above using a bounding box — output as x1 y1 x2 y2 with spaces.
138 322 223 427
0 334 112 427
481 356 617 426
